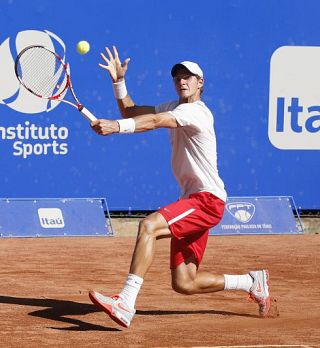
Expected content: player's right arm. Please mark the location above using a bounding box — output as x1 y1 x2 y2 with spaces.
99 46 156 118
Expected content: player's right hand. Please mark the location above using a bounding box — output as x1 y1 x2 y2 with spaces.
90 119 120 136
99 45 130 82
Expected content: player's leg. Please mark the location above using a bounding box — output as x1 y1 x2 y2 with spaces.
170 252 270 317
171 254 225 294
129 211 171 277
89 212 171 328
171 254 256 294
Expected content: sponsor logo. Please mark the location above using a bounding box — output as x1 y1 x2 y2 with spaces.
38 208 65 228
226 202 255 223
0 30 69 158
269 46 320 150
256 281 262 293
117 302 131 313
0 29 66 113
0 121 69 158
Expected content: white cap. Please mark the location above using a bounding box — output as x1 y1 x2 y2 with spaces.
171 61 203 78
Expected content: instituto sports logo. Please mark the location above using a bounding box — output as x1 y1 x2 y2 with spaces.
268 46 320 150
0 29 66 113
0 29 69 158
226 202 255 223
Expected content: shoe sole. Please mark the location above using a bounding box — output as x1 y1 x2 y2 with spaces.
260 270 271 317
89 291 129 328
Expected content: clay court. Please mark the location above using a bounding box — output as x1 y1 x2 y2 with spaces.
0 233 319 347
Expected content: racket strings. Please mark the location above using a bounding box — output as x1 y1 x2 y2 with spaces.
16 46 68 98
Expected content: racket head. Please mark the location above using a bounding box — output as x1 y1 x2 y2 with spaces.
15 45 70 100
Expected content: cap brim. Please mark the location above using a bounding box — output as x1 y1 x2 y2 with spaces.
171 63 187 77
171 63 197 77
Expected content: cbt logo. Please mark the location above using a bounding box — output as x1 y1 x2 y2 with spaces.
226 202 255 223
268 46 320 150
0 29 66 113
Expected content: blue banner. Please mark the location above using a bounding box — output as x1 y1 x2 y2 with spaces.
0 198 112 237
0 1 319 210
211 196 302 235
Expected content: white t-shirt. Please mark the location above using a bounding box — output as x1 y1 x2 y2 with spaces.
155 100 227 202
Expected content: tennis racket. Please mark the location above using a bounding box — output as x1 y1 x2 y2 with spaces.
14 45 97 122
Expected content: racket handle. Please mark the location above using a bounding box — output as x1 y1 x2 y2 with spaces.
79 106 97 122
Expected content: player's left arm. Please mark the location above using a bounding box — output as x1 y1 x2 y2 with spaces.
91 112 178 136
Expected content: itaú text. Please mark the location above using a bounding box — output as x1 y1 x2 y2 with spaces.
276 97 320 133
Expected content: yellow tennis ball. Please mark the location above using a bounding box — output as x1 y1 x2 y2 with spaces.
77 41 90 55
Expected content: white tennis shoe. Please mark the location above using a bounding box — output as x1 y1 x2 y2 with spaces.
89 291 135 328
248 269 271 317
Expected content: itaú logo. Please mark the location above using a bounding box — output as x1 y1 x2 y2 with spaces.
0 29 66 114
38 208 65 229
268 46 320 150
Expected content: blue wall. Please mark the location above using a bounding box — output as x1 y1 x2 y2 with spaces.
0 0 319 210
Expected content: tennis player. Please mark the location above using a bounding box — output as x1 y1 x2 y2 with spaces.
89 46 271 328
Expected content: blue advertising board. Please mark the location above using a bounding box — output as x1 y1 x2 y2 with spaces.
0 198 112 237
0 0 319 210
211 196 302 235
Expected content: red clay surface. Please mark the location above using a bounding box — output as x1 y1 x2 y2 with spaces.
0 234 319 347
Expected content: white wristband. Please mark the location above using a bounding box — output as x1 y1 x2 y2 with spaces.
112 80 128 99
117 118 135 133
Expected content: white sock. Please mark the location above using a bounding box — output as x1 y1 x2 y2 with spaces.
224 274 253 292
119 273 144 309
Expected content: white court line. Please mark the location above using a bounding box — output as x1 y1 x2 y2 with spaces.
155 344 313 348
191 345 313 348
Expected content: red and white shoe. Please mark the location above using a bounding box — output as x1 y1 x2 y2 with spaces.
248 270 271 317
89 291 135 328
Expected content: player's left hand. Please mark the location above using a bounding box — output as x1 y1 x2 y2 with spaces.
90 119 120 135
99 46 130 83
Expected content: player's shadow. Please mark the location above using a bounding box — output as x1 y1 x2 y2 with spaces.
0 295 259 331
136 309 259 318
0 295 120 331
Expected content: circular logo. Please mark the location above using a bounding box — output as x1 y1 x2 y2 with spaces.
0 29 66 114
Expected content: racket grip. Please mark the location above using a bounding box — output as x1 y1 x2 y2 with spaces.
79 106 97 122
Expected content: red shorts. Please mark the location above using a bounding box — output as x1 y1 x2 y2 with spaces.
158 192 225 269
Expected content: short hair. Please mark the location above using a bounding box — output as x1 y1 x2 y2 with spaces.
197 76 204 95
